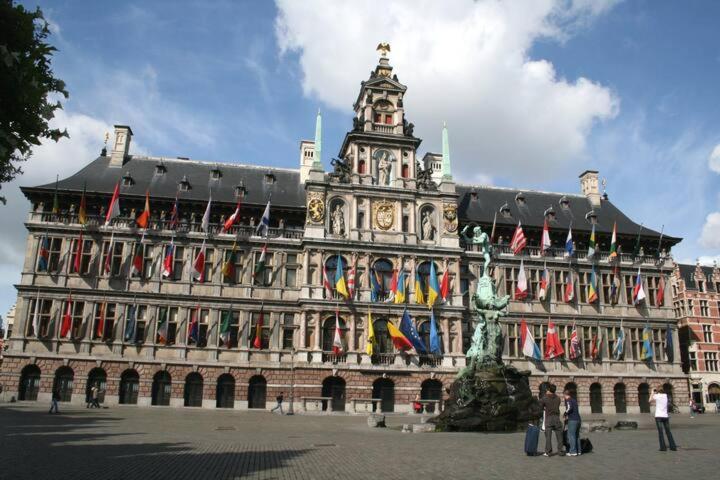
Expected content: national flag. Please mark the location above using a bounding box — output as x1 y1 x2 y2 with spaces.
613 323 625 360
60 295 72 338
162 241 175 278
414 269 425 304
587 265 599 303
124 304 137 342
541 218 552 254
520 319 542 360
32 293 41 337
168 194 180 230
370 268 382 302
388 269 399 303
610 264 620 305
222 201 242 233
608 222 618 261
515 259 528 300
394 269 406 304
591 325 602 360
104 181 121 226
192 240 207 283
587 224 597 259
219 309 232 347
564 269 574 303
440 267 450 302
509 221 527 255
332 310 344 354
157 307 169 344
564 226 574 257
187 305 200 344
52 175 60 214
569 323 581 360
256 201 271 237
131 242 143 277
665 325 674 362
347 261 356 299
221 242 237 280
656 275 666 306
387 320 414 351
37 236 50 271
253 307 264 349
427 261 440 307
72 231 84 274
136 190 151 229
537 265 549 301
632 267 646 305
366 308 375 356
334 255 349 299
641 324 653 360
95 303 106 339
78 184 87 225
322 262 333 297
103 233 115 275
147 247 162 280
253 243 268 279
429 309 442 355
201 194 212 233
399 308 426 353
544 321 565 359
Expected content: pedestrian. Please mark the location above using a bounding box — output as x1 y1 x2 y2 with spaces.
716 399 720 414
85 388 92 408
91 384 101 408
413 394 423 414
650 386 677 451
689 397 696 418
563 389 581 456
539 384 564 457
49 386 60 414
271 391 284 414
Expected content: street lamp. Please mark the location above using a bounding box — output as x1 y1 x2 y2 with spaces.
287 347 296 415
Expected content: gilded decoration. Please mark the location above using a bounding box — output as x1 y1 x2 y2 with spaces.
307 192 325 224
443 203 458 233
373 200 395 230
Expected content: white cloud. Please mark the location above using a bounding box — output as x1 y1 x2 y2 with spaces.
275 0 619 182
709 144 720 173
697 255 720 267
700 212 720 249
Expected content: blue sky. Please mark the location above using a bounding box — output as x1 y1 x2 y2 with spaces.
1 0 719 319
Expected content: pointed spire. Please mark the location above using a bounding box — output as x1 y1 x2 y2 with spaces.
441 121 452 181
313 109 323 170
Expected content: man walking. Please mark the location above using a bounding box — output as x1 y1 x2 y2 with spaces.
49 386 60 414
650 386 677 451
271 391 284 415
563 389 581 456
539 384 564 456
90 384 101 408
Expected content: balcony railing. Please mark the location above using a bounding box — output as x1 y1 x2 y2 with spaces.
418 355 442 367
321 352 347 363
372 123 395 134
371 353 395 365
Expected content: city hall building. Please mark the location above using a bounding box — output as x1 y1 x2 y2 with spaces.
0 50 688 414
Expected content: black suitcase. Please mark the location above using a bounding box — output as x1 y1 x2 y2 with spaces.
524 424 540 456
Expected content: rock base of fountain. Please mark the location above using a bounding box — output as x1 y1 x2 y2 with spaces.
429 364 542 432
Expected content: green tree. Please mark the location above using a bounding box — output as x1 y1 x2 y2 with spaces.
0 0 68 204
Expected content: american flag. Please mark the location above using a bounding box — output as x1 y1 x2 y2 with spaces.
569 324 581 360
509 221 527 255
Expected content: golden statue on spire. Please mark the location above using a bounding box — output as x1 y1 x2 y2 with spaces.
376 42 391 57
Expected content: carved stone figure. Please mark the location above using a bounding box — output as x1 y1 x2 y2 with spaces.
377 151 391 185
352 116 362 131
403 117 414 137
416 161 437 191
461 225 492 276
443 204 458 233
330 157 352 184
331 204 345 236
421 210 434 240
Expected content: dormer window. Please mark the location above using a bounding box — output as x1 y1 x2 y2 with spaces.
515 192 526 206
544 206 556 221
210 167 222 180
559 195 570 209
470 191 478 202
264 173 275 185
235 181 246 198
499 202 511 218
585 210 598 224
122 171 134 186
179 175 191 192
155 163 166 175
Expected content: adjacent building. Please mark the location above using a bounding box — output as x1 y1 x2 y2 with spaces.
0 49 687 414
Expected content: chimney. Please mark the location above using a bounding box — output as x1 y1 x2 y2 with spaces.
299 140 315 183
109 125 133 167
579 170 601 207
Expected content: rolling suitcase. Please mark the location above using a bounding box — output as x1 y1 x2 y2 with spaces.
524 424 540 456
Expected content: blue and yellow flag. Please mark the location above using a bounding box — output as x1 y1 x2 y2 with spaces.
399 308 426 353
429 309 441 355
641 324 654 360
370 268 382 302
394 269 406 303
335 255 349 298
427 261 440 307
414 270 425 304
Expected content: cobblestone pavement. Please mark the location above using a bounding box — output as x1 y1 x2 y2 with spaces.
1 404 719 480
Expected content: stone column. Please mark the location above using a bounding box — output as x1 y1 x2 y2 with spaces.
299 311 307 349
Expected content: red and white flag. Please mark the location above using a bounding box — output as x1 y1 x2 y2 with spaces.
656 275 665 306
72 231 84 274
162 240 175 278
222 201 242 233
537 265 549 301
545 321 565 359
103 232 114 275
192 240 206 283
60 294 73 338
130 242 143 277
541 218 552 254
564 269 575 303
104 182 121 226
509 221 527 255
332 310 344 354
515 259 528 300
322 264 333 297
347 262 356 299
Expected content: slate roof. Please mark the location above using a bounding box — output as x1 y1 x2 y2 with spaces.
24 155 306 209
678 263 719 292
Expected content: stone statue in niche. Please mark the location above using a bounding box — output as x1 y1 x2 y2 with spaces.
331 204 345 236
421 210 435 240
376 150 392 186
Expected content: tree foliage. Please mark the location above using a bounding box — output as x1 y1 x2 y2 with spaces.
0 0 68 204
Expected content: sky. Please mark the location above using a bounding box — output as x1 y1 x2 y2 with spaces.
1 0 719 319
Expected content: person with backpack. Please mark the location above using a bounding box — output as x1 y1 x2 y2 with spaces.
271 392 284 414
650 386 677 451
539 384 565 456
563 389 581 456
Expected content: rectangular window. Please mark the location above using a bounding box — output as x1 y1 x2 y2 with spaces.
703 325 712 343
142 244 155 278
700 300 709 317
698 279 706 292
221 247 243 285
26 298 52 337
553 270 565 302
686 299 694 315
528 269 540 300
704 352 718 372
102 241 124 277
653 328 664 362
384 114 393 125
129 243 147 278
70 238 93 275
624 275 635 305
134 305 148 344
506 323 519 357
582 326 594 360
250 311 270 348
192 247 214 283
285 254 298 288
219 310 240 348
282 313 295 350
532 323 546 356
402 214 409 233
607 326 623 360
254 251 274 287
194 308 210 347
94 303 117 341
46 237 63 272
578 272 590 303
70 301 85 340
689 351 697 371
630 328 642 360
601 273 613 304
172 246 185 282
673 301 683 318
374 113 381 123
156 306 179 345
647 276 661 306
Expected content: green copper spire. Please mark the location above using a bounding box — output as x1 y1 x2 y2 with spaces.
442 121 452 180
313 109 323 169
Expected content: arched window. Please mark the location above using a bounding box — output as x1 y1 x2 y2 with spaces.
638 383 651 413
372 259 394 301
53 366 74 402
248 375 267 409
321 376 346 412
321 316 347 353
564 382 578 400
18 365 41 401
216 374 235 409
418 320 443 356
324 256 349 299
420 379 443 413
372 378 395 413
151 371 171 406
708 383 720 403
86 368 107 404
590 383 603 413
614 383 627 413
184 372 203 407
371 318 392 356
358 159 366 174
119 369 139 405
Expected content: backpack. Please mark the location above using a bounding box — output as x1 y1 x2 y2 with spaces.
580 438 593 454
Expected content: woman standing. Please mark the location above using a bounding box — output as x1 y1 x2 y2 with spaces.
563 389 581 456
